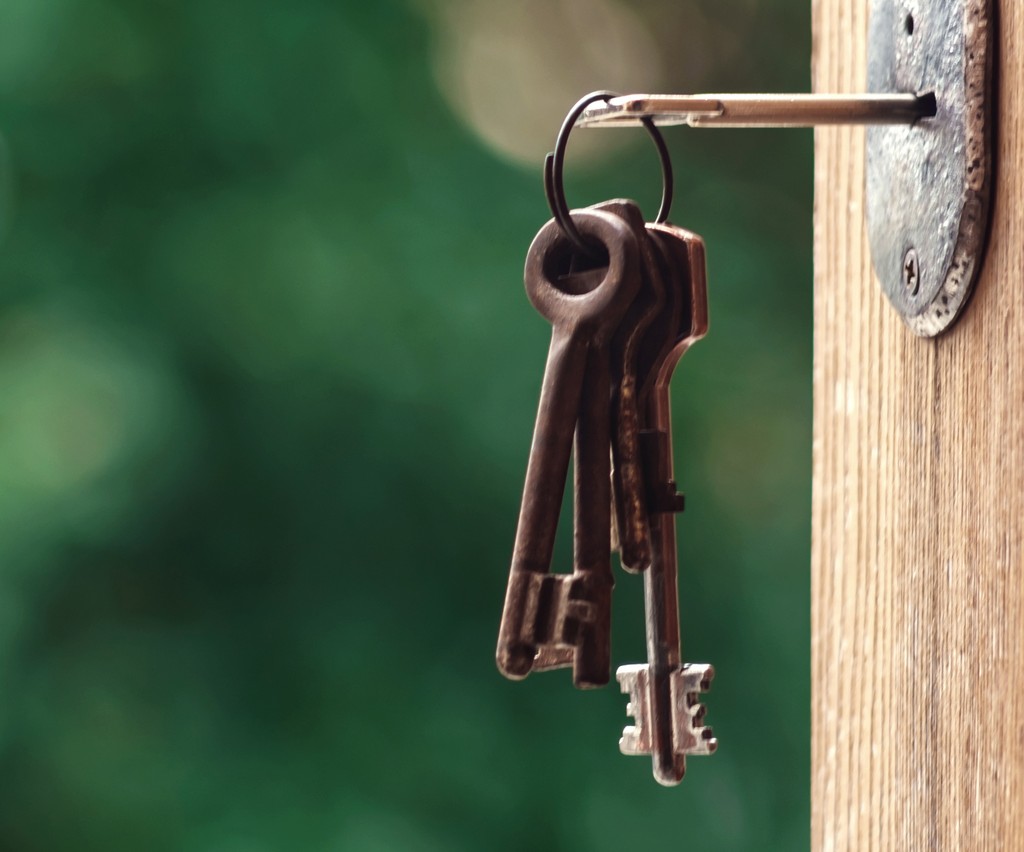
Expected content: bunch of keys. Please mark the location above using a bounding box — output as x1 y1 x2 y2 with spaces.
495 93 717 786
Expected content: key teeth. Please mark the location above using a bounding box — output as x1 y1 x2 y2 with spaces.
616 664 649 756
671 665 717 756
679 663 715 695
620 727 642 756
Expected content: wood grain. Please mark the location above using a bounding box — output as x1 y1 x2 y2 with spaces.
811 1 1024 848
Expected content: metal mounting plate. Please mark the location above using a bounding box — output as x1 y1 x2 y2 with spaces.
866 0 994 337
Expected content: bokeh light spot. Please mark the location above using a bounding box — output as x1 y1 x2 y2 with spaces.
421 0 666 168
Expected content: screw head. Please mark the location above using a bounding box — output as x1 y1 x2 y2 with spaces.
903 249 920 296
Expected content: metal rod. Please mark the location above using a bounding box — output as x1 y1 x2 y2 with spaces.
577 93 935 129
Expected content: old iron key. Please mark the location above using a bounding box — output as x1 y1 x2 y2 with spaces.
617 222 715 784
599 201 666 575
497 209 640 687
532 199 657 680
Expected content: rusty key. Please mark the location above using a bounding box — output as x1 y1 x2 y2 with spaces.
497 209 640 687
617 222 715 784
597 201 666 575
533 201 661 680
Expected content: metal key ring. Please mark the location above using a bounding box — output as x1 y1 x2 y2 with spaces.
544 90 674 259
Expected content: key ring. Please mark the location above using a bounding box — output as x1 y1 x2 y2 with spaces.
544 90 674 259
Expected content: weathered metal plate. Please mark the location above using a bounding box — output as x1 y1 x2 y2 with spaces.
866 0 994 337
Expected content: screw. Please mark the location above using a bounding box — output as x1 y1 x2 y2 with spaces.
903 249 920 296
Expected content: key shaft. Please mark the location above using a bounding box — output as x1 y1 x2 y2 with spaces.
567 342 614 685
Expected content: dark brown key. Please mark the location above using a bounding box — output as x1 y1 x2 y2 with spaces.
533 200 658 683
497 209 640 687
532 322 614 686
596 201 666 575
617 222 715 785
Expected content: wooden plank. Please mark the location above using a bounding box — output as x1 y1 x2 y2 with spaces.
811 0 1024 847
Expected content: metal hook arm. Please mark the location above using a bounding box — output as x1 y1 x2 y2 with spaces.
544 91 674 259
576 92 936 129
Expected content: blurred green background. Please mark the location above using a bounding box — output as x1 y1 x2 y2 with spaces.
0 0 812 849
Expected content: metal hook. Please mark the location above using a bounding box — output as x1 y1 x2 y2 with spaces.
575 92 936 129
544 91 674 259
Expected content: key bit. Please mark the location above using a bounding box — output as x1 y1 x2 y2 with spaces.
502 572 609 676
618 664 717 767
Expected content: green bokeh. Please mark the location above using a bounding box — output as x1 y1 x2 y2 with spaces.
0 1 812 849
